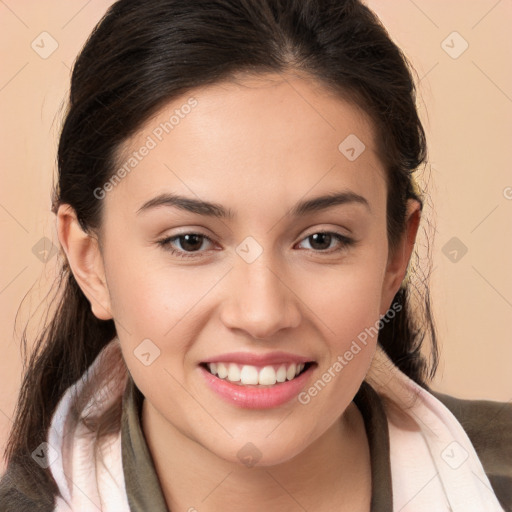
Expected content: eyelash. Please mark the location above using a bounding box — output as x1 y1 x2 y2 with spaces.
156 231 355 259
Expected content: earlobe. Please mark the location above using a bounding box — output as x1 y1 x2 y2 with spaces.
56 204 113 321
380 199 422 315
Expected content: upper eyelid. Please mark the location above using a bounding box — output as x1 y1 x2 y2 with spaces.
159 227 352 241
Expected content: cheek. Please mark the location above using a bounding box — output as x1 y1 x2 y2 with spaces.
304 251 386 345
108 268 173 335
297 261 386 413
106 260 206 404
294 277 383 433
105 241 198 328
105 250 226 358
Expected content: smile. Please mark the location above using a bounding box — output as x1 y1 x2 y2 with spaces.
199 361 317 409
204 362 309 386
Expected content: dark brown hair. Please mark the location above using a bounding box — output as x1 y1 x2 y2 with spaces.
1 0 437 508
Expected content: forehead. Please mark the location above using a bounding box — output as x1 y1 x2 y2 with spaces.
106 72 386 219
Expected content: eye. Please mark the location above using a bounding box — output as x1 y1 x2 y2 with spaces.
157 233 214 259
157 230 355 260
296 231 355 254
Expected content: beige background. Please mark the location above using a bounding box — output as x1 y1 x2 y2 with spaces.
1 1 511 472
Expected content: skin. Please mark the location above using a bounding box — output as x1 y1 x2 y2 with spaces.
57 71 421 511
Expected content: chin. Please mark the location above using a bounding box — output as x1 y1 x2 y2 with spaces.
207 436 310 469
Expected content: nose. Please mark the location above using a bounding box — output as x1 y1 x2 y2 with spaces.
220 256 301 340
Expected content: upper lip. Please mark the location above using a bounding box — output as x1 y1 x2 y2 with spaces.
201 351 315 366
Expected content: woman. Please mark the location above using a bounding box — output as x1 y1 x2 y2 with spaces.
1 0 510 511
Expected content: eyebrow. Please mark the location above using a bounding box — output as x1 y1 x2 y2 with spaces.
136 190 371 218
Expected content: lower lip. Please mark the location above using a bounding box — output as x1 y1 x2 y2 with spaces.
199 364 315 409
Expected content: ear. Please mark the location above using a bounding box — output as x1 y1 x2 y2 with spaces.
56 204 113 321
379 199 422 315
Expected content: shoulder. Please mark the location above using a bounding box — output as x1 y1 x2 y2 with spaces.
431 390 512 458
431 389 512 511
0 461 56 512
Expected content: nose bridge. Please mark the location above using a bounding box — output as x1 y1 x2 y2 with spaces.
221 244 301 339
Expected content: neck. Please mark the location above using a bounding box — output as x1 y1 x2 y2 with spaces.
141 399 371 512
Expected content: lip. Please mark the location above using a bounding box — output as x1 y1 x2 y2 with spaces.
201 351 314 367
199 362 316 409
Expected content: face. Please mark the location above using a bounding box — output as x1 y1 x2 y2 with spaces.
59 71 418 466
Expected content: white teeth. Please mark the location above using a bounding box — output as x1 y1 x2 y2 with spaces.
227 363 241 382
276 365 287 383
240 365 259 385
286 363 297 380
258 366 277 386
217 362 228 379
206 362 308 385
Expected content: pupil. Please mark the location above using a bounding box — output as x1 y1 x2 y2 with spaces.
182 234 202 251
310 233 331 250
